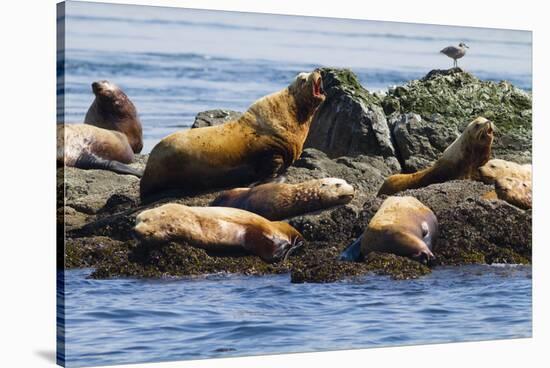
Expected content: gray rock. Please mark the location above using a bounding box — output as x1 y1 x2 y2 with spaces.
58 154 148 230
390 113 459 172
383 69 532 165
305 68 400 170
191 109 242 128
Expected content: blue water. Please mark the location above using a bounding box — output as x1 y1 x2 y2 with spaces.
62 265 531 367
59 2 532 366
59 1 532 153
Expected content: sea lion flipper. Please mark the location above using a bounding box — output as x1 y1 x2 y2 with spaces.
74 153 143 177
339 236 363 262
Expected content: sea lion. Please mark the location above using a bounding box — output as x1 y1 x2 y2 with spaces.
495 176 532 210
57 124 142 176
85 80 143 153
134 203 305 263
340 196 438 263
478 159 531 184
140 69 326 200
57 80 143 176
211 178 355 220
378 117 494 195
478 159 532 209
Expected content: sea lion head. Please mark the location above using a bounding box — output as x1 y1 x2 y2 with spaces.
478 159 531 184
289 69 326 122
315 178 355 205
90 80 143 153
134 206 173 243
269 222 305 262
463 116 494 149
446 116 494 170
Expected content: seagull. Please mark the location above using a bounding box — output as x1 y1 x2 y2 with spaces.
440 42 469 68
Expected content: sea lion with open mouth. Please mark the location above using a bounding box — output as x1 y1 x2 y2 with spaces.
140 69 326 200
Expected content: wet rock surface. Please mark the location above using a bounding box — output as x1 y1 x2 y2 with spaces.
60 68 532 283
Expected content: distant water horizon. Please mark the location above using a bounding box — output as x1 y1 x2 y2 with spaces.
59 1 532 153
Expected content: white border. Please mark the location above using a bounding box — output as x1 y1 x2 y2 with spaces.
1 1 548 367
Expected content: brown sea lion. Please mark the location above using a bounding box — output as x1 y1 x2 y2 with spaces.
211 178 355 220
340 196 438 263
134 203 304 263
478 159 531 184
495 177 532 210
57 124 141 176
85 80 143 153
378 117 494 196
57 80 143 176
139 69 326 200
478 159 532 209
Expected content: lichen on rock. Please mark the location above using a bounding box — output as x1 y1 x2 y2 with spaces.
383 68 532 166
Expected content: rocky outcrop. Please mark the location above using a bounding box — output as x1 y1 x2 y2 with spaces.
60 67 532 283
305 68 401 172
382 68 532 167
389 113 459 172
191 109 242 128
60 155 147 231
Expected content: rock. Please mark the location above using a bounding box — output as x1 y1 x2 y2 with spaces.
383 68 532 165
390 113 459 172
305 68 401 171
290 250 430 284
191 109 242 128
58 154 148 230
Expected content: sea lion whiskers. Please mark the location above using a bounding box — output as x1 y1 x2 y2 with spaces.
282 236 305 263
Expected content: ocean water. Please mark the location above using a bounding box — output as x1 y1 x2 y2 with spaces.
59 1 532 153
58 2 532 367
61 266 532 367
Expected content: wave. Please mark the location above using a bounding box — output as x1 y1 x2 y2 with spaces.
61 49 532 91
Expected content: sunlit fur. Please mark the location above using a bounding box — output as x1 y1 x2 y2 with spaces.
85 80 143 153
140 69 326 200
479 159 532 209
211 178 355 220
378 117 494 195
134 203 304 263
359 196 438 262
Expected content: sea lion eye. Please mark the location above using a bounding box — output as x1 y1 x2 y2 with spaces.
336 183 342 188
